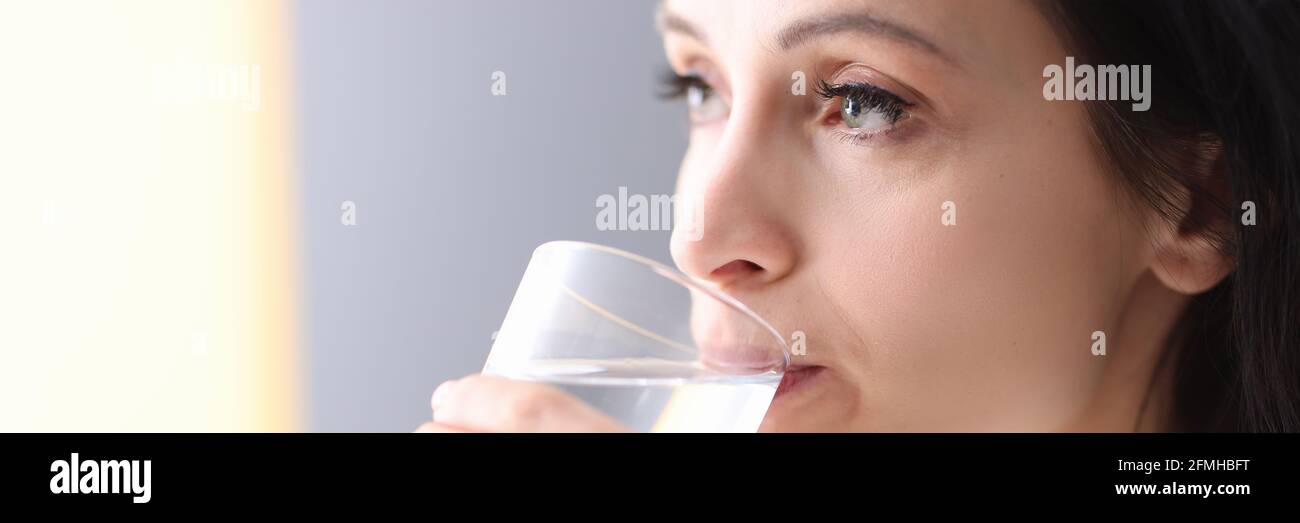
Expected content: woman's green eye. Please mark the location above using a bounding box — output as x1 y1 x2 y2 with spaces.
660 71 729 124
817 80 911 133
841 94 896 130
687 83 727 122
687 83 708 107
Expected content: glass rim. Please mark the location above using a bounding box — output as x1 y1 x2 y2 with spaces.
534 240 791 365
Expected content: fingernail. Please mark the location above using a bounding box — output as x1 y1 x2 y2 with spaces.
431 380 456 411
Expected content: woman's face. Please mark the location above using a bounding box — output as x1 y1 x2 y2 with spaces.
661 0 1177 431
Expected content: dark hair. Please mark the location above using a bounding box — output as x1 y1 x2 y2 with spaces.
1039 0 1300 431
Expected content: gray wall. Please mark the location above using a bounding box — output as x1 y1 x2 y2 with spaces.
291 0 687 431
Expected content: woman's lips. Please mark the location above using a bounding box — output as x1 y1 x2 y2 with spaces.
774 365 825 399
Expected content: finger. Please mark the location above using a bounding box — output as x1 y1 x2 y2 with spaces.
430 374 628 432
413 421 471 433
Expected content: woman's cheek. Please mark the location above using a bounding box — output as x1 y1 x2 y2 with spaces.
824 147 1123 430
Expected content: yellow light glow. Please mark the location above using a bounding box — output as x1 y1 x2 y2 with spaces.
0 0 300 431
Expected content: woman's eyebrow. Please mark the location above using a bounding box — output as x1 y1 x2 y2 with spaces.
776 11 957 66
656 5 958 68
656 8 707 46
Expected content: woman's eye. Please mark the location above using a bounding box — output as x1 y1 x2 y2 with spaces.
661 71 728 123
816 79 912 136
842 95 893 130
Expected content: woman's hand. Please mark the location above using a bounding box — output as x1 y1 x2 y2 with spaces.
414 374 631 433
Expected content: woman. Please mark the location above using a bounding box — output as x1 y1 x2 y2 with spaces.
417 0 1300 432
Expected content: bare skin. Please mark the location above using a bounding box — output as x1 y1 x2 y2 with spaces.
417 0 1230 433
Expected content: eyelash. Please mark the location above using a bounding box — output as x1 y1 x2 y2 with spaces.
814 78 913 144
658 70 915 145
659 70 710 100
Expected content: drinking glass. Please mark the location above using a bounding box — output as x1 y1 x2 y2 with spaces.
483 241 789 432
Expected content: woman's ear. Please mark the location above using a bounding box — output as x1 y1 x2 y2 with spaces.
1150 231 1232 295
1147 137 1234 295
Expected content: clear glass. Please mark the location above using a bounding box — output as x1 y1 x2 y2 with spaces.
484 241 789 432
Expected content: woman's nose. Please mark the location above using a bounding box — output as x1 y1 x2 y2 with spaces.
670 108 799 291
